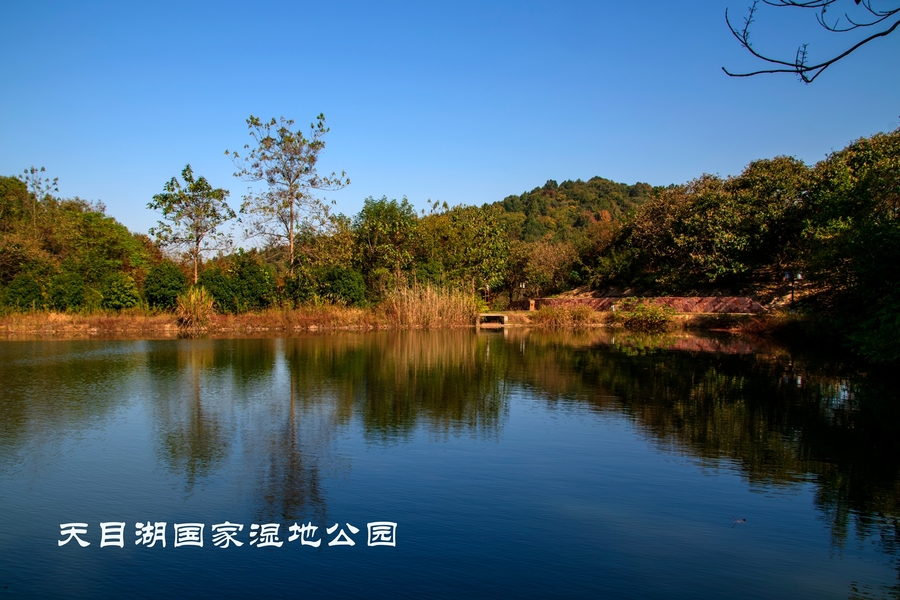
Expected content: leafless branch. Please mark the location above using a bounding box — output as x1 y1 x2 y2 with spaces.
724 0 900 82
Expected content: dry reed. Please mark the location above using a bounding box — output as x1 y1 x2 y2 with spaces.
528 305 602 329
380 284 479 329
176 286 215 329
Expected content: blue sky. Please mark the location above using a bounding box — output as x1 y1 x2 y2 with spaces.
2 0 898 238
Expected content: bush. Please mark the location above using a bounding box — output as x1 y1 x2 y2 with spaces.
197 253 275 313
176 286 214 328
609 298 676 331
101 273 141 310
197 267 234 313
230 252 275 312
316 265 366 306
144 262 188 310
49 271 85 311
3 274 43 310
284 269 317 305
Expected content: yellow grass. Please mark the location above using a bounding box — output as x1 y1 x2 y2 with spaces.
379 284 479 329
527 305 603 329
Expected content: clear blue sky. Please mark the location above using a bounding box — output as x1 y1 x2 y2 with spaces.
2 0 898 238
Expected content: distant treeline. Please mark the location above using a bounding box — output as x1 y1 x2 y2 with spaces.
1 129 898 361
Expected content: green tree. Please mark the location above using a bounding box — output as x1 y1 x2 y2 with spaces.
315 265 366 306
148 164 234 284
353 196 418 278
804 129 900 361
0 176 28 233
435 205 509 293
229 250 275 312
101 272 141 310
144 261 188 310
3 273 43 310
226 114 349 275
48 271 85 311
197 267 234 313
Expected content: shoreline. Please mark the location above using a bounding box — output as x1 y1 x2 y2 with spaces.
0 309 786 340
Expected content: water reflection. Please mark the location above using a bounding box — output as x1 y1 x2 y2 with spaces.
503 329 900 596
1 331 898 596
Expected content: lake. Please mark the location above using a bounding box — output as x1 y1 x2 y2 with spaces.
1 329 898 598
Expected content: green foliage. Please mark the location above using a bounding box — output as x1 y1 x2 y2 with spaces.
144 262 188 310
315 265 366 306
148 164 234 284
3 274 43 310
0 173 152 293
609 298 676 331
416 204 509 293
230 251 274 311
101 273 141 310
0 175 28 233
353 196 418 279
801 130 900 362
197 267 234 313
284 269 318 305
601 158 811 292
197 251 274 313
497 177 653 242
508 239 580 298
48 271 85 311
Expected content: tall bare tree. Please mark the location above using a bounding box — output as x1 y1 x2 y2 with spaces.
226 114 349 275
18 166 58 241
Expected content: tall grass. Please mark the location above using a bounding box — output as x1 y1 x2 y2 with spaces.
528 305 601 329
176 286 214 329
380 283 479 329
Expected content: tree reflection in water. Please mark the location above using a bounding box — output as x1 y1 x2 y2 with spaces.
505 329 900 596
3 331 898 594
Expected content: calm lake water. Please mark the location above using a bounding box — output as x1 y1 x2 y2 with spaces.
1 329 898 598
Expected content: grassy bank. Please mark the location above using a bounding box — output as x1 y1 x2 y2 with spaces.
0 285 481 337
0 299 800 339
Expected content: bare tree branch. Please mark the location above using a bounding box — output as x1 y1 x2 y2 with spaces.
724 0 900 82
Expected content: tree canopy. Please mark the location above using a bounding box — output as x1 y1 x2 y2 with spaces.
148 164 234 284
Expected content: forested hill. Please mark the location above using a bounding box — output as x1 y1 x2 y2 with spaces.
491 177 657 242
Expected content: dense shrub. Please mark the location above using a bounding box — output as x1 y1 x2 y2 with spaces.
230 252 274 311
101 273 141 310
144 262 188 310
284 269 317 305
609 298 676 331
316 265 366 306
198 267 234 313
197 253 274 313
3 274 43 310
48 271 85 311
